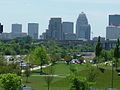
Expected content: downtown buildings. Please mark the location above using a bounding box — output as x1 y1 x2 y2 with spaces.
28 23 39 39
76 12 91 40
43 18 76 40
0 12 92 40
0 24 27 39
42 12 91 41
0 23 39 39
106 14 120 40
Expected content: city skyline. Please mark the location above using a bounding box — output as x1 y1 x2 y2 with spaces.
0 0 120 37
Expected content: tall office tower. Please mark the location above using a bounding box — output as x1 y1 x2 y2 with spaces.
109 14 120 26
12 24 22 33
0 23 3 33
76 12 91 40
48 18 62 40
28 23 39 39
106 26 120 40
62 22 74 34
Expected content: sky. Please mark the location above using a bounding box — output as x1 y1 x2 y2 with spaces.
0 0 120 38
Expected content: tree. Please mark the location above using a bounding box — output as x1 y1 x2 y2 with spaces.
0 73 23 90
32 46 50 74
51 54 60 64
61 50 67 58
86 64 97 88
95 36 102 63
44 66 54 90
69 65 87 90
78 57 85 63
24 67 31 83
70 77 87 90
64 56 72 64
114 38 120 69
73 53 77 59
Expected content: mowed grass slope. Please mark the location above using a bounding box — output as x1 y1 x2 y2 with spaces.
0 63 119 90
25 63 120 90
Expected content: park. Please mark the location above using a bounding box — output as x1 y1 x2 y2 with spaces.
0 37 120 90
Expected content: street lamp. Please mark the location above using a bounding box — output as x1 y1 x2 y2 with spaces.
111 61 114 89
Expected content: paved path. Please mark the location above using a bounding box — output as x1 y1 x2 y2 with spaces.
32 75 66 78
22 63 52 72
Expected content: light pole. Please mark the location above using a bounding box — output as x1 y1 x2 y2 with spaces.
111 61 114 89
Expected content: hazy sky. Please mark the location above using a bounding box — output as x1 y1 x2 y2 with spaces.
0 0 120 38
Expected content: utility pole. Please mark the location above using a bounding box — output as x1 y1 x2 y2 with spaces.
111 61 114 89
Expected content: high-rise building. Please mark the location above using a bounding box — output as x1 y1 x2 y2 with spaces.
0 23 3 33
48 18 62 40
64 33 76 40
106 25 120 40
28 23 39 39
109 14 120 26
76 12 91 40
12 24 22 33
62 22 74 34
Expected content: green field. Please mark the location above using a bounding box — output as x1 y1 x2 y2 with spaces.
23 63 120 90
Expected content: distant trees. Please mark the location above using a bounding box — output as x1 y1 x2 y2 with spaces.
0 73 22 90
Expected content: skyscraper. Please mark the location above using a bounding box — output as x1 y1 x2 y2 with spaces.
28 23 39 39
76 12 91 40
12 24 22 33
48 18 62 40
0 23 3 33
106 26 120 40
109 14 120 26
62 22 74 34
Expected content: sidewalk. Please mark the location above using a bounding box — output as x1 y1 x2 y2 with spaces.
22 63 52 72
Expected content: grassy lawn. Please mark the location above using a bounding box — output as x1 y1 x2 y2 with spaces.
0 63 120 90
25 63 120 90
32 63 87 76
23 76 70 90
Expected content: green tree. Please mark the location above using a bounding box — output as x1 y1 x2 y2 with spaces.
44 66 54 90
61 50 67 58
32 46 50 74
78 57 85 63
64 56 72 64
95 36 102 63
70 77 87 90
73 53 77 59
86 64 97 88
114 38 120 69
24 67 31 83
0 73 22 90
51 54 60 64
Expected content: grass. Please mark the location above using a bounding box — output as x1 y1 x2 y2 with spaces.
22 76 70 90
0 63 120 90
26 63 120 90
32 63 87 76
